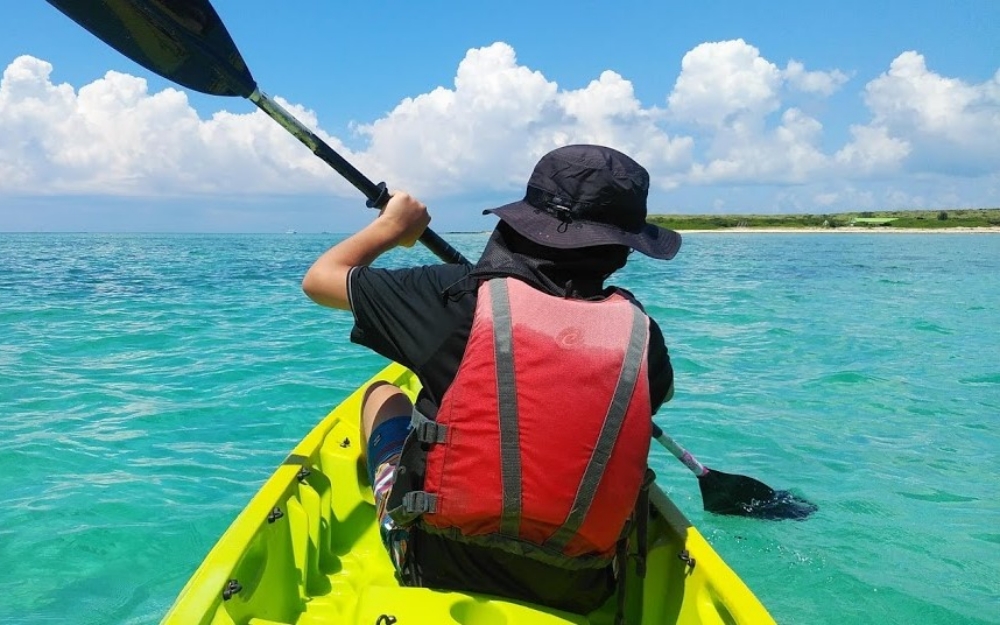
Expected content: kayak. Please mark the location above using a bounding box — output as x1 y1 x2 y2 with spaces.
161 362 776 624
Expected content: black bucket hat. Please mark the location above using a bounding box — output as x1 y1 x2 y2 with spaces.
483 144 681 260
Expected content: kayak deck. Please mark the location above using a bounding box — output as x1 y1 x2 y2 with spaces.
162 363 774 624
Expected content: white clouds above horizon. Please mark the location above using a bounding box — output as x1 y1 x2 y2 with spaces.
861 51 1000 174
1 40 998 220
0 55 353 197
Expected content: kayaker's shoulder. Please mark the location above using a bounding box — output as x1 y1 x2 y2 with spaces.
352 263 478 302
353 263 472 282
608 286 644 310
417 263 479 291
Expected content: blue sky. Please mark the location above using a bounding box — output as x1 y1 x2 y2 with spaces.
1 0 998 232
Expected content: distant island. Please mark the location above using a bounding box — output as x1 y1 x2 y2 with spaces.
649 207 1000 231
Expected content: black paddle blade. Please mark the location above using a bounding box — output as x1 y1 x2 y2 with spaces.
698 468 817 520
46 0 256 97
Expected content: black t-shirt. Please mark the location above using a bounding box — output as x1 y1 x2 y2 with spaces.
348 263 673 411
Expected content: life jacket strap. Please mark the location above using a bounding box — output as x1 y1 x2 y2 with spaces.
543 303 649 553
388 491 439 525
489 279 523 538
411 408 447 444
614 536 629 625
634 468 655 579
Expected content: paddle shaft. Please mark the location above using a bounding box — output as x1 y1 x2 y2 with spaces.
249 91 468 265
652 423 709 477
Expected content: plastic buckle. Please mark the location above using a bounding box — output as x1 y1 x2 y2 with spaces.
402 491 438 515
416 420 446 444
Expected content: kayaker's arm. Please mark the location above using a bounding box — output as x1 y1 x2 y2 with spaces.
302 192 430 310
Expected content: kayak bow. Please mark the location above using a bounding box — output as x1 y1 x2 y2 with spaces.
162 363 775 624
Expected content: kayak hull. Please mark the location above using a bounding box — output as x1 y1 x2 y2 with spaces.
161 363 775 624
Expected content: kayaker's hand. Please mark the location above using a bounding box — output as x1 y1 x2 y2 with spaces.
379 191 430 248
302 190 430 310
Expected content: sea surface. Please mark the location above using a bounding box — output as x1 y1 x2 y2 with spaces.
1 231 998 625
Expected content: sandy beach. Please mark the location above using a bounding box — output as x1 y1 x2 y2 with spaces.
676 226 1000 234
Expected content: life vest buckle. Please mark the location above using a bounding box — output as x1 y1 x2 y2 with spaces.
387 491 438 526
411 410 447 444
403 491 438 514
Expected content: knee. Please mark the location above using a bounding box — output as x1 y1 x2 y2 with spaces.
362 382 413 441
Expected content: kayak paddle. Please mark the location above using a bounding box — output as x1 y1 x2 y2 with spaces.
47 0 815 522
43 0 469 266
653 423 816 519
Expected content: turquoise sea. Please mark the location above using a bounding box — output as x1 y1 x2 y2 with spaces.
1 231 998 625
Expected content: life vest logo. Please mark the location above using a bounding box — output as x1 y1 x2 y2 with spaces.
556 327 583 347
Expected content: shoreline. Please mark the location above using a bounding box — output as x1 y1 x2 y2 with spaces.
675 226 1000 234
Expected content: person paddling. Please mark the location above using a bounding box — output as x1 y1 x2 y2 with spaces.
302 144 682 613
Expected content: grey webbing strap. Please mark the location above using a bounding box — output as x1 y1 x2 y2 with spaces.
402 491 438 514
546 305 648 552
387 491 438 525
490 280 522 537
411 408 447 444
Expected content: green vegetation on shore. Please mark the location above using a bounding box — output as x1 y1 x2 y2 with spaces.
649 208 1000 230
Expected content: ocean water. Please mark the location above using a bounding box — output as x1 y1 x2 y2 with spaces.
1 231 998 625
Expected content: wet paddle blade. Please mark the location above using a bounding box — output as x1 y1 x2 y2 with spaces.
45 0 256 97
698 468 818 520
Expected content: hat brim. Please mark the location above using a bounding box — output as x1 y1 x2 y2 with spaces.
484 201 682 260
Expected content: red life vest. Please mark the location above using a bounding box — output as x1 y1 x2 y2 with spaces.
396 277 652 565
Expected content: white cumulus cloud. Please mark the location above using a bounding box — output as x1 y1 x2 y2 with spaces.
1 42 998 222
0 55 352 196
783 60 850 96
355 43 693 196
668 39 784 128
666 40 846 185
851 51 1000 174
834 124 911 174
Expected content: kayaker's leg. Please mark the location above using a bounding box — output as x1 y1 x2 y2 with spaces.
361 382 412 486
361 382 413 570
361 381 412 447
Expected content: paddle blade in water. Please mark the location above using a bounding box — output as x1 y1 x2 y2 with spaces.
46 0 256 97
699 468 817 520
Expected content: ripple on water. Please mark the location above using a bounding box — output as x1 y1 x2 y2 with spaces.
897 490 980 504
802 370 888 386
959 373 1000 386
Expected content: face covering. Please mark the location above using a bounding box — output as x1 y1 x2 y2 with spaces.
467 222 630 299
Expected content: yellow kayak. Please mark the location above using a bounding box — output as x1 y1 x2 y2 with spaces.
162 363 776 624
